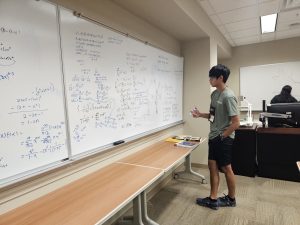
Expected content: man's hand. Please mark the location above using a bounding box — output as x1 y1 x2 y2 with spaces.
191 107 201 118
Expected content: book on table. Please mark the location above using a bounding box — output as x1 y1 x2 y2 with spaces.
189 137 201 142
175 141 198 148
172 135 201 142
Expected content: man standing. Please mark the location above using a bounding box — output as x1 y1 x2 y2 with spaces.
191 64 240 210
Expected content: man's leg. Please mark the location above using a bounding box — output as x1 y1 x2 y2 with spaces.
195 142 220 210
222 164 235 198
208 159 220 199
218 164 236 207
218 137 236 207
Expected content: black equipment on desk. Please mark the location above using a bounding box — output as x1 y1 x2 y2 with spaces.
267 103 300 128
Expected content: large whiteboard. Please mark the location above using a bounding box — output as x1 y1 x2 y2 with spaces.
0 0 68 182
0 1 183 185
240 62 300 110
60 8 183 156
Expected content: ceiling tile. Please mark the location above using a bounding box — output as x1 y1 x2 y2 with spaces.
230 27 260 39
278 9 300 22
261 32 275 42
234 35 260 45
218 5 258 24
277 19 300 31
259 0 281 16
276 27 300 39
224 18 259 32
208 0 256 13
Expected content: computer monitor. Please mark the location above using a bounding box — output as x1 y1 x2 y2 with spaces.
267 103 300 128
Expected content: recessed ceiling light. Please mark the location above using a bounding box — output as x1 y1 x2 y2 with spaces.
260 13 278 34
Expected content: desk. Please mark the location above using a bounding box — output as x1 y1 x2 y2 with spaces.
232 124 257 177
117 140 206 225
117 141 205 181
257 127 300 182
0 163 163 225
118 141 192 171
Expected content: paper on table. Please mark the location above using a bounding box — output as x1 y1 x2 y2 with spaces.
165 137 182 143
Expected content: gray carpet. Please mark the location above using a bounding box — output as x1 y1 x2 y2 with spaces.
147 168 300 225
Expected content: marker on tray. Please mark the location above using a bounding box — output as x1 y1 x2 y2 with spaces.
113 140 125 146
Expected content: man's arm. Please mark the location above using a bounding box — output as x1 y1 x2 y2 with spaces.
222 115 240 138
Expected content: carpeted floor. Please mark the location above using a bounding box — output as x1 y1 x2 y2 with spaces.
146 167 300 225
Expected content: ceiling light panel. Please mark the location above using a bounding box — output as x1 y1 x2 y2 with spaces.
261 13 278 33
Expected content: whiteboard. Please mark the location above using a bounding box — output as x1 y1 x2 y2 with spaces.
0 0 68 182
240 62 300 110
59 8 183 156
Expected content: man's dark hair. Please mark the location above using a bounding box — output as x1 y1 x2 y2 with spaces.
209 64 230 83
281 85 292 95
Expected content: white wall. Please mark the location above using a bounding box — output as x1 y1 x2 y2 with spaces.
174 0 231 58
182 38 213 165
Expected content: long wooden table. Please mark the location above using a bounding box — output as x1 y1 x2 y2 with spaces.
0 140 205 225
0 163 163 225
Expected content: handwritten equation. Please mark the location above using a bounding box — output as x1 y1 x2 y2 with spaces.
75 31 103 62
0 26 20 35
0 41 15 66
0 157 8 168
20 122 65 160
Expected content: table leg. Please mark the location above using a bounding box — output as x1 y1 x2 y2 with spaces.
118 195 144 225
173 154 206 184
141 191 159 225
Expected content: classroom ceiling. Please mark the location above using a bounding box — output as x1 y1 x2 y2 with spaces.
112 0 300 47
198 0 300 46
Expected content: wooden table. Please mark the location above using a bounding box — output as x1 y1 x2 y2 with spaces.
0 140 206 225
117 140 206 225
117 141 192 171
0 163 163 225
118 141 205 177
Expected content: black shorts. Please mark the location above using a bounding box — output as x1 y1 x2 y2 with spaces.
208 135 234 168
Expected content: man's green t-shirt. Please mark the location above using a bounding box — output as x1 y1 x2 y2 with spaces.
209 87 238 140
